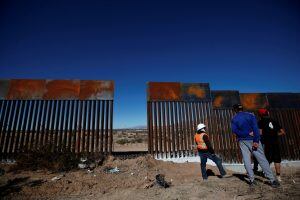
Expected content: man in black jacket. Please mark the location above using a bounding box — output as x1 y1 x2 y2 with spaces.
257 108 285 182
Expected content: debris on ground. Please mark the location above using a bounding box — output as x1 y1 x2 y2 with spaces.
77 154 105 171
143 181 155 189
155 174 171 188
104 167 120 174
51 174 65 181
1 155 299 200
78 163 87 169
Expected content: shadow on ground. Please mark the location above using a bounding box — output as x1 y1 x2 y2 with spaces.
232 173 271 186
0 177 45 198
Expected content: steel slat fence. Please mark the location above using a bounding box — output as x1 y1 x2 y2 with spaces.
0 99 113 159
0 79 114 159
147 82 300 163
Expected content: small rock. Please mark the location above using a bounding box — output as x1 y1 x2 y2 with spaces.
51 176 61 181
51 174 65 181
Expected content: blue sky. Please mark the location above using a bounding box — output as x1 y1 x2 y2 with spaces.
0 0 299 128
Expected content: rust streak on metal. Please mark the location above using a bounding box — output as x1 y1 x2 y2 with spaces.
187 86 206 98
7 79 46 100
213 96 223 108
212 90 240 109
80 80 114 100
44 80 80 100
148 82 181 101
240 93 268 110
181 83 210 101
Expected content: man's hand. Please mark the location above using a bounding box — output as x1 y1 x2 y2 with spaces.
278 129 286 136
249 132 254 136
252 142 259 151
193 148 198 156
253 142 259 148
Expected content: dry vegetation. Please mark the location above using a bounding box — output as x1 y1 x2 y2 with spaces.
113 129 147 151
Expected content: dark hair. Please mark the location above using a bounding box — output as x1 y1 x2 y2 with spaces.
197 128 206 134
233 104 243 112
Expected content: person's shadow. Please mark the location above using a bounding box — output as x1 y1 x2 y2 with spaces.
232 173 267 185
206 169 215 177
206 169 232 178
0 177 45 197
254 170 265 178
232 173 248 183
206 169 224 178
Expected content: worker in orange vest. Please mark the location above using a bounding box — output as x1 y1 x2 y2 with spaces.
194 123 227 180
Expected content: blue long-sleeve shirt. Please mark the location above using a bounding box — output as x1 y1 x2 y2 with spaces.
231 112 260 143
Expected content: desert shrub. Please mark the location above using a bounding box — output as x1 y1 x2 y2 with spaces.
128 137 144 143
116 138 130 145
134 138 143 143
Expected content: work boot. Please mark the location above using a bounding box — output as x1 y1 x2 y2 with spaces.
249 180 257 187
270 180 280 188
253 168 258 174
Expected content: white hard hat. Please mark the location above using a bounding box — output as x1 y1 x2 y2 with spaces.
197 123 206 131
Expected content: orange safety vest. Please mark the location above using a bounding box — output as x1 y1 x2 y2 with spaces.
194 133 208 150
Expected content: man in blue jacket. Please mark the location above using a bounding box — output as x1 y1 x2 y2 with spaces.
231 104 280 188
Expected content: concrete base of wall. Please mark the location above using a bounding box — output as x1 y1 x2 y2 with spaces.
156 156 300 173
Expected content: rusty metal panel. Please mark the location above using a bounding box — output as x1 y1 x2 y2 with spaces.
148 82 181 101
212 90 240 109
2 79 115 100
181 83 211 101
79 80 114 100
267 93 300 109
0 80 10 99
240 93 268 110
7 79 46 100
44 80 80 100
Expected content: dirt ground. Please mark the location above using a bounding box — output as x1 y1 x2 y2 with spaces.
1 156 299 200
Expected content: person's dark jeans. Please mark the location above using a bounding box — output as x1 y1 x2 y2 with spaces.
198 152 226 179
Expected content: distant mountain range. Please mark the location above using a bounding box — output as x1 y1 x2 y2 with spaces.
115 125 147 130
130 125 147 129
